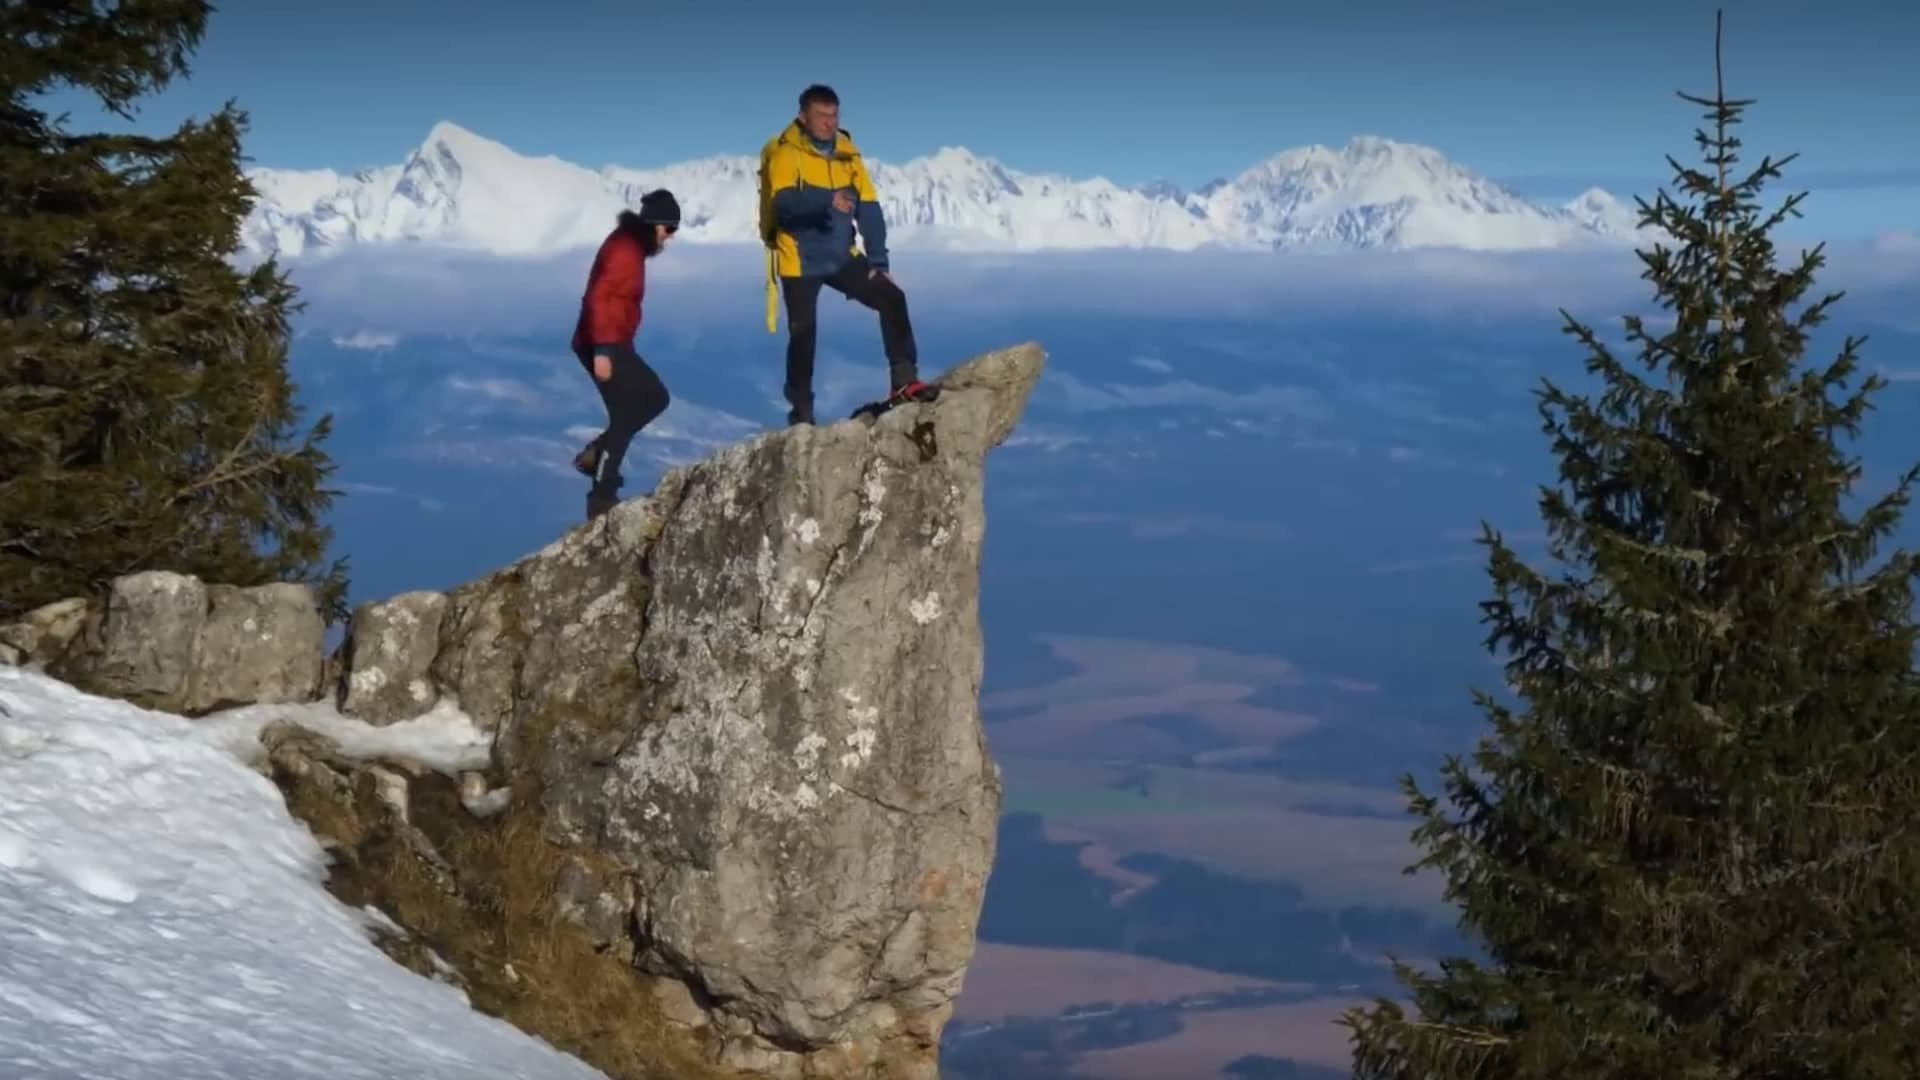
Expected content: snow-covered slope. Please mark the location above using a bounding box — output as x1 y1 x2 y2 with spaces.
240 122 1652 258
1193 137 1632 251
0 666 607 1080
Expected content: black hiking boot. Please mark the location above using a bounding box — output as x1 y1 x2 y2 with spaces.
586 490 618 521
573 437 603 478
783 382 815 427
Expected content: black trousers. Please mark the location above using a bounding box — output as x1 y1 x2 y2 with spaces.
781 254 919 416
577 343 669 498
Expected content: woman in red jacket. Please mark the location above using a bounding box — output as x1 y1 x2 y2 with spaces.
571 189 679 520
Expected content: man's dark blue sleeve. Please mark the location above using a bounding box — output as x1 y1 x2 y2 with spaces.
855 199 889 269
774 185 833 229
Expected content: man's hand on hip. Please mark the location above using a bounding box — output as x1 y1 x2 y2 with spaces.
593 353 613 382
832 189 855 213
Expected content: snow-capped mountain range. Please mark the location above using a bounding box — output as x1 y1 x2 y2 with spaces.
242 121 1651 259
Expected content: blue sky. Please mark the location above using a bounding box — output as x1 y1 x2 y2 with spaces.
36 0 1919 237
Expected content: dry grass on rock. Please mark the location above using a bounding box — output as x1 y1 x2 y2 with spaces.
268 722 732 1080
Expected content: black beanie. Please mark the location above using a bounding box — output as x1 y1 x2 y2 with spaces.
637 189 681 226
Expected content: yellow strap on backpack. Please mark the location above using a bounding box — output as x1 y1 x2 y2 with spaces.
764 248 778 333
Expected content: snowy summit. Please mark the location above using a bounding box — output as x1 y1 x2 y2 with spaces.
241 122 1652 259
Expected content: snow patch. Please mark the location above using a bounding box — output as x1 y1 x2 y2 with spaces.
461 784 512 820
195 695 495 777
0 827 29 870
0 666 606 1079
46 856 139 904
360 904 409 939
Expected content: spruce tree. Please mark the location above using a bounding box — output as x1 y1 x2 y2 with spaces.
1341 13 1920 1078
0 1 347 623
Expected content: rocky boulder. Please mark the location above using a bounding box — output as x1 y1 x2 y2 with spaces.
1 571 326 714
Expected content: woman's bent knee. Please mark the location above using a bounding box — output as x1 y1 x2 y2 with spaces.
642 382 671 424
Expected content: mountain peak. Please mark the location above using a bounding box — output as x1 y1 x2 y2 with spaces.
917 145 1005 176
1135 178 1189 201
240 120 1644 258
1559 186 1653 239
411 120 556 178
1344 133 1422 153
420 120 496 154
1243 135 1451 179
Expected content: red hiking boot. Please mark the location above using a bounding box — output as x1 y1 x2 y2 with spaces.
889 380 940 404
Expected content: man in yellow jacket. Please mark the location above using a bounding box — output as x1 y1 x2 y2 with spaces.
759 84 936 425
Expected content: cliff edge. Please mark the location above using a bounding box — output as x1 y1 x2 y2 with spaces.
2 341 1046 1079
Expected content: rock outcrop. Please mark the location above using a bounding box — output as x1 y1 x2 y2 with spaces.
1 571 326 714
2 341 1045 1080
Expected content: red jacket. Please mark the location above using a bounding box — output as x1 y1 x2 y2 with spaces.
571 226 646 355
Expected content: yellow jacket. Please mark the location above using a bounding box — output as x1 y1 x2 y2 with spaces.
757 121 891 330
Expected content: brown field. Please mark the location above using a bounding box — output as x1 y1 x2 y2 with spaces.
983 636 1319 757
1050 808 1443 911
997 756 1435 910
998 757 1409 817
1043 820 1161 901
1070 996 1366 1079
950 943 1309 1023
986 681 1320 758
984 636 1305 715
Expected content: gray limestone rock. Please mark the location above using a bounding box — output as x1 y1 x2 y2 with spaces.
318 341 1044 1074
553 856 637 955
0 597 93 670
184 583 327 713
3 577 326 718
581 366 1014 1053
337 590 449 724
606 346 1036 1064
79 570 209 708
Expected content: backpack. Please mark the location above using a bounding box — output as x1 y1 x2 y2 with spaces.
757 132 783 332
756 132 783 251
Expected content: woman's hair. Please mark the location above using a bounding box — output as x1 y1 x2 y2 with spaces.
617 210 665 257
